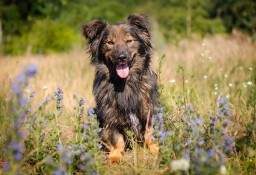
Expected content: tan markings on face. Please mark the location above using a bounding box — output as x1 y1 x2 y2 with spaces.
101 24 139 63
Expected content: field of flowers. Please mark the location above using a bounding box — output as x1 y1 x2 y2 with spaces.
0 32 255 174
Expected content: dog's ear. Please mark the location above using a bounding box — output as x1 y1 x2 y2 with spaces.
82 19 107 64
82 19 107 42
127 14 150 38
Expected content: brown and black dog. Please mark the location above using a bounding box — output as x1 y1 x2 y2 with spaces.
82 14 158 162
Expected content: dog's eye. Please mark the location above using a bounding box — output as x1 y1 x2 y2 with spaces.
126 40 133 44
107 41 114 45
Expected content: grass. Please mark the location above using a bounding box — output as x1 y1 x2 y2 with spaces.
0 31 255 174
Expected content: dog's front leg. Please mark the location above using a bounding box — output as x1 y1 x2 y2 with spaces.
102 128 125 163
109 132 125 163
144 125 159 156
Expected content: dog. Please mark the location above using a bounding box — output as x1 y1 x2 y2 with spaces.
82 13 158 162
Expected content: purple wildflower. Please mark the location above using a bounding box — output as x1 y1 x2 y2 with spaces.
53 169 65 175
80 153 90 161
14 120 21 129
87 107 95 118
44 97 49 104
198 137 205 145
16 74 26 83
54 88 64 113
217 97 231 119
11 82 22 96
18 131 25 139
11 142 24 153
14 152 22 161
195 116 203 126
24 64 37 78
79 98 85 106
184 139 192 147
207 149 215 157
18 97 27 107
3 161 10 171
225 136 234 147
151 135 156 141
222 129 227 136
152 107 170 143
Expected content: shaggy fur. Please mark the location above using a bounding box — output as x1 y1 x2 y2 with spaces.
82 14 158 162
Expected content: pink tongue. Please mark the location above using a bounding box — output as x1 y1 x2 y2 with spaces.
116 64 129 78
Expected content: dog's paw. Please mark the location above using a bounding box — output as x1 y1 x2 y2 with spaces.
148 143 159 156
108 150 122 163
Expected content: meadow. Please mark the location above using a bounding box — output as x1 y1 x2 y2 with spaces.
0 31 255 174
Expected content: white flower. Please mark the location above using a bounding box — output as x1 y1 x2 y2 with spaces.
169 79 176 83
226 95 230 99
249 67 253 71
214 92 218 95
203 75 207 79
224 74 228 78
228 83 233 87
43 85 48 90
25 89 31 94
170 158 190 172
185 80 188 84
215 87 218 90
214 84 218 87
247 81 252 86
220 165 227 174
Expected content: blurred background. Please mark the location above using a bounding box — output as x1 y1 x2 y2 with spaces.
0 0 255 55
0 0 255 109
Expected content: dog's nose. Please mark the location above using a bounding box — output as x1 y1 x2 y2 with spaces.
117 53 127 61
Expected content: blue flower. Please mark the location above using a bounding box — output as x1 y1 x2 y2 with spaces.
44 97 49 104
88 107 95 118
198 137 204 145
19 97 27 107
53 169 65 175
18 131 25 139
207 149 215 157
16 74 26 83
79 98 85 106
151 135 156 141
195 116 203 126
11 142 24 153
184 139 192 147
80 153 89 161
225 136 234 146
217 97 231 118
14 152 22 161
3 161 10 171
63 156 72 164
24 64 37 78
57 144 64 152
11 82 22 95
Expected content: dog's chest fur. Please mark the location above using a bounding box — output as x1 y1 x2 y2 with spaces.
93 70 156 137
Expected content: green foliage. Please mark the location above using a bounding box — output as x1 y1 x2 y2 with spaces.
29 19 77 54
136 0 225 42
208 0 256 35
2 19 77 55
1 0 255 55
3 0 254 55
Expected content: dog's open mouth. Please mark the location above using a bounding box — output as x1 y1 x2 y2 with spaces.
116 64 129 78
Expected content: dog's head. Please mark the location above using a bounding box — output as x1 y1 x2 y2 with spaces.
82 14 152 79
